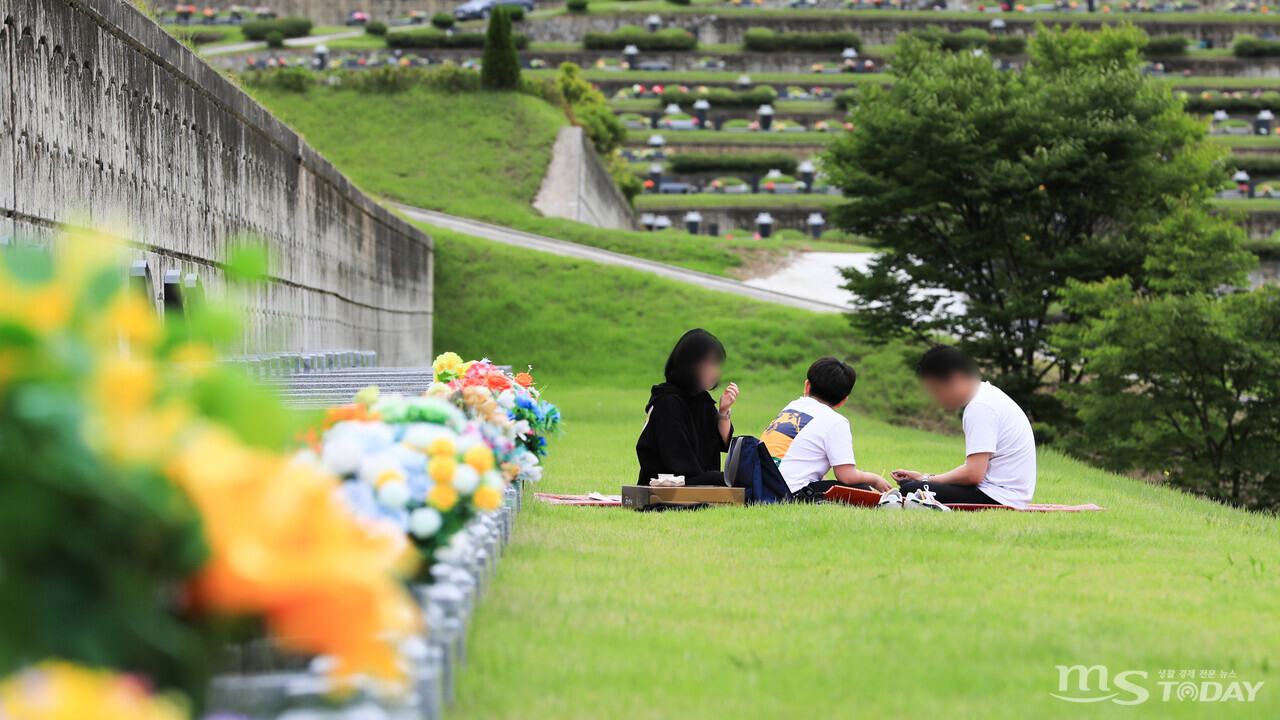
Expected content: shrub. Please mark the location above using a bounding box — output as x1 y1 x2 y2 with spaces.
567 0 589 11
661 85 777 108
1144 34 1188 56
265 30 285 48
667 0 692 4
431 12 455 28
583 26 697 51
912 26 1026 55
508 6 526 21
742 28 862 53
833 89 857 111
1233 35 1280 58
387 28 529 50
481 6 522 90
670 152 799 175
575 103 626 154
242 67 311 92
241 16 312 41
365 20 388 36
1225 154 1280 176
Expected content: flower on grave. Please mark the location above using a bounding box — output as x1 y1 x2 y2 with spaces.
811 63 824 73
843 122 855 131
0 662 187 720
644 179 655 188
815 121 830 132
753 233 762 239
765 181 776 191
750 120 761 130
432 351 466 382
514 371 534 388
653 84 664 94
711 179 722 189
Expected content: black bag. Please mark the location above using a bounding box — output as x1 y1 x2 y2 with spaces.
724 436 792 504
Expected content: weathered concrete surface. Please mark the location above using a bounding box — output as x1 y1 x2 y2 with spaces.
533 127 638 231
1 0 434 365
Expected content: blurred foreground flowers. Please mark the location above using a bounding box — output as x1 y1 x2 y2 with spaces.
0 231 418 713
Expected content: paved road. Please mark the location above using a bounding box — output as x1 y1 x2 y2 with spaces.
392 204 851 315
203 28 365 56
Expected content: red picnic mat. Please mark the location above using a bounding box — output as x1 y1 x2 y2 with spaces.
823 485 1105 512
535 493 622 506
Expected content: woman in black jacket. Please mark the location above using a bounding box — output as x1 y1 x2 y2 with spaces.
636 329 740 486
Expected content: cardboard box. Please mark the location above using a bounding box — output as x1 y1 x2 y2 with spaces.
620 485 746 509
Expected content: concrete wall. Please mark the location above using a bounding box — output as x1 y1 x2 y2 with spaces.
534 127 638 231
1 0 434 365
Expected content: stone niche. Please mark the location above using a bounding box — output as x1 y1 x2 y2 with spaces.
1 0 434 365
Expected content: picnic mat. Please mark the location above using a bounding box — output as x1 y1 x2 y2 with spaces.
823 485 1105 511
538 490 1105 512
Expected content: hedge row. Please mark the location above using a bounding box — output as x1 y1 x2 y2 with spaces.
661 86 778 108
912 26 1026 55
241 16 313 41
1225 154 1280 176
1144 34 1189 57
387 28 530 50
583 26 697 51
742 28 862 53
833 89 857 111
669 152 799 175
1184 92 1280 114
1233 35 1280 58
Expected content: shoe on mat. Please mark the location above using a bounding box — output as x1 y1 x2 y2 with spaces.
903 484 952 512
877 488 904 509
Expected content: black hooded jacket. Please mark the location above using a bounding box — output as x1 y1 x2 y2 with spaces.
635 382 732 486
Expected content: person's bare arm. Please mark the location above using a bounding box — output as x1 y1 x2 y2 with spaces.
833 464 892 492
891 453 991 487
717 382 739 447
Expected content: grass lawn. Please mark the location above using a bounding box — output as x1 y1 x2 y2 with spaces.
1212 135 1280 149
1212 197 1280 211
247 84 862 277
431 229 1280 720
636 192 846 209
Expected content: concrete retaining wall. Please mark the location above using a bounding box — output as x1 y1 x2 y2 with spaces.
534 127 638 230
1 0 434 365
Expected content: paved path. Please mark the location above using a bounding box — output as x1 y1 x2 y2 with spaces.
203 29 365 56
392 204 851 315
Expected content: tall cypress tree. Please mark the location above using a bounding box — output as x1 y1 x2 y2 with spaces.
480 6 521 90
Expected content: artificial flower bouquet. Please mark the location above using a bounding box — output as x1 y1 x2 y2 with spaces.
0 232 419 713
306 353 561 575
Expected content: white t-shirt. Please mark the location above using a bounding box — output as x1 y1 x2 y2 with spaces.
761 396 857 494
963 381 1037 508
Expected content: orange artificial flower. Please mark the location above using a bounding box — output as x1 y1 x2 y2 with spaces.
513 372 534 388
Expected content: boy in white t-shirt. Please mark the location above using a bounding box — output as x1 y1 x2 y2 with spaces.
761 358 891 500
891 345 1037 508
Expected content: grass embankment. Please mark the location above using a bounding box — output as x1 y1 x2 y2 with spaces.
431 229 1280 720
248 84 866 276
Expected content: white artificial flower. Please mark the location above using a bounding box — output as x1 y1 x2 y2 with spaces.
408 507 444 538
452 464 481 495
424 382 454 399
290 448 321 469
512 419 532 439
482 470 506 490
521 464 544 483
321 434 364 477
497 389 516 409
377 480 411 509
358 452 404 487
402 422 452 451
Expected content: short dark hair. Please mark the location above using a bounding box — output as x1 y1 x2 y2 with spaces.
915 345 977 381
806 357 856 405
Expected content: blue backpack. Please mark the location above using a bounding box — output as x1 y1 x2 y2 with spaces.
724 436 792 504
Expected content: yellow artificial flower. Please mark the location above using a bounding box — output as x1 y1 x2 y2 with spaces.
431 351 465 381
464 445 495 474
103 293 161 348
429 484 459 512
374 467 405 488
169 342 216 365
0 661 188 720
92 358 157 421
473 485 503 512
428 455 457 484
426 436 456 457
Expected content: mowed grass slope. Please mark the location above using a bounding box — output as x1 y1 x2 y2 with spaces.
247 85 867 277
432 230 1280 719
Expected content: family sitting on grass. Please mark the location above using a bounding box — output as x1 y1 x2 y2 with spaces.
635 329 1037 510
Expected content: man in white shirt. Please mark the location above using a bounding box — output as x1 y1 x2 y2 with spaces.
891 345 1037 508
761 357 891 500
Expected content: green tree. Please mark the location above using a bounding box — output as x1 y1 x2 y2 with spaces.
825 24 1225 421
480 6 522 91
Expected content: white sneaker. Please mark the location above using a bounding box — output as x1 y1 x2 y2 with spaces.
903 484 952 512
877 488 903 509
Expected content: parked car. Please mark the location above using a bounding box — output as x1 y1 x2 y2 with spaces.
454 0 533 21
